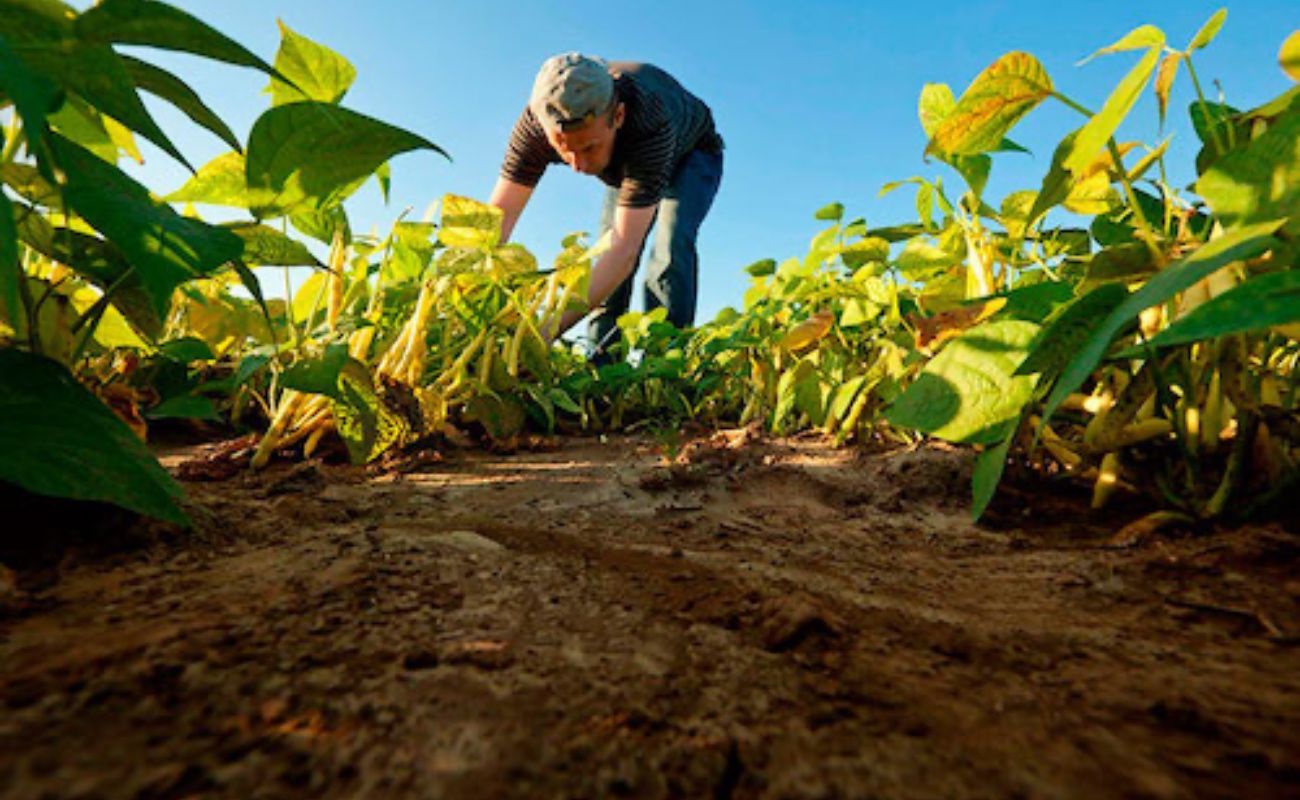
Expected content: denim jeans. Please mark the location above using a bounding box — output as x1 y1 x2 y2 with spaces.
587 147 723 360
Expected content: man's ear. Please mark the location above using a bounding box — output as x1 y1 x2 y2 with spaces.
612 102 626 131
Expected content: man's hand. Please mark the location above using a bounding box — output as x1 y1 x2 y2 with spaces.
545 203 655 340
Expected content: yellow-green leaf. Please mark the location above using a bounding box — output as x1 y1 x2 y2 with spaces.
439 194 503 250
1081 25 1165 63
928 52 1053 157
1155 52 1181 127
1188 9 1228 53
1282 30 1300 83
1063 46 1162 175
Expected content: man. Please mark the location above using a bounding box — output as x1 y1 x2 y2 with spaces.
488 53 724 357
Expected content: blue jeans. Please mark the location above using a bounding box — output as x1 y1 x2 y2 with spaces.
588 147 723 359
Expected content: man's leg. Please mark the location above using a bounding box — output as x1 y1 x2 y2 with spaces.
643 149 723 328
587 186 641 362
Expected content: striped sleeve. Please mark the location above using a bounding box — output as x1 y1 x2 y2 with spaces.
616 92 676 208
500 107 561 187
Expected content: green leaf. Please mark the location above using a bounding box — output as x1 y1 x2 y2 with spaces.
1016 283 1129 377
1189 100 1241 150
120 55 241 152
158 336 216 362
144 394 220 422
1155 53 1181 128
223 222 322 267
1196 100 1300 228
896 238 957 282
165 150 247 207
246 102 448 219
814 202 844 222
13 209 165 338
75 0 278 76
886 319 1041 445
0 189 19 325
840 237 891 270
928 52 1053 157
1064 46 1162 175
47 95 122 163
281 346 406 463
3 163 61 207
1282 30 1300 82
0 36 61 166
280 343 351 395
290 205 350 244
51 134 244 319
1027 132 1079 225
438 194 503 250
744 258 777 278
1086 242 1159 283
1080 25 1165 63
919 83 956 138
268 20 357 106
1187 9 1228 53
1040 221 1285 424
0 349 188 526
1140 270 1300 349
972 421 1017 521
14 30 192 169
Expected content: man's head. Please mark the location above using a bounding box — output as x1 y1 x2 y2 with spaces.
530 53 624 175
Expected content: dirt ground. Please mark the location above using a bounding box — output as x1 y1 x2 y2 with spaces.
2 430 1300 800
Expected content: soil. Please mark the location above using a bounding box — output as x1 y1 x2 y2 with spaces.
2 430 1300 800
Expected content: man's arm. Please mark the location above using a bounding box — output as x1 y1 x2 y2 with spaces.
546 203 655 341
488 177 535 243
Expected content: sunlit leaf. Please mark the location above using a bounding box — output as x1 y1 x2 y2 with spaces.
268 20 357 106
0 349 188 526
1197 97 1300 227
780 310 834 353
744 258 777 278
886 319 1040 445
166 151 248 207
51 134 244 319
1155 53 1181 128
896 238 958 281
224 222 322 267
840 237 891 270
246 102 447 219
439 194 503 250
1283 31 1300 82
1080 25 1165 63
918 83 956 138
928 52 1053 157
1064 46 1162 175
814 202 844 222
1187 9 1228 53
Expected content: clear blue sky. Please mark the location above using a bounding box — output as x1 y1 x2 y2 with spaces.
120 2 1296 321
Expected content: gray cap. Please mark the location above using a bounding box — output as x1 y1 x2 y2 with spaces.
530 53 614 132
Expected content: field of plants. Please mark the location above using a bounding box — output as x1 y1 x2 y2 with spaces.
3 2 1300 798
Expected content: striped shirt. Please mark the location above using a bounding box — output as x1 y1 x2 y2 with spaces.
500 62 723 208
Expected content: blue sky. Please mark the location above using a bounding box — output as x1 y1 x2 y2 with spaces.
122 1 1296 321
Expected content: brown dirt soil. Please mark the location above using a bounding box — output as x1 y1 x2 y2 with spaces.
3 432 1300 800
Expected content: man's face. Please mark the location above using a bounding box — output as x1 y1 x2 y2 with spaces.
547 104 624 176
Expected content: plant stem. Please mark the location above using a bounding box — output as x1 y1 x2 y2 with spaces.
1107 138 1165 266
1183 57 1232 155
